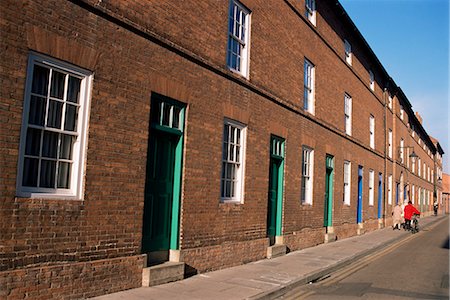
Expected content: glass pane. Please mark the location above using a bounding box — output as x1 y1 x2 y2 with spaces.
31 65 49 96
222 162 227 179
40 159 56 188
64 104 78 132
23 158 39 187
29 96 47 126
57 162 71 188
226 163 232 179
225 180 231 198
162 103 170 126
67 76 81 103
224 124 229 143
236 145 240 163
42 131 58 158
25 128 41 156
47 100 63 128
230 144 235 161
60 134 74 159
172 106 181 129
223 142 228 160
50 70 65 99
230 179 235 198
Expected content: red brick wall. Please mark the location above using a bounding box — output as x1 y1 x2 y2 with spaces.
0 0 440 298
1 255 143 299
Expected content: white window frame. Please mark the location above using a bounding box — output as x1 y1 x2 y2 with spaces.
423 162 426 179
400 105 404 120
16 53 92 199
369 170 374 206
344 93 352 135
418 158 421 177
388 129 392 158
344 39 352 65
343 161 351 205
388 175 393 205
301 146 314 205
305 0 316 25
369 70 375 91
221 118 246 203
303 58 315 114
412 152 416 173
369 115 375 149
412 185 415 204
227 0 251 78
388 95 392 110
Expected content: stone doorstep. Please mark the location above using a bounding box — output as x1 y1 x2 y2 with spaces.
267 244 287 259
324 232 336 243
142 261 185 287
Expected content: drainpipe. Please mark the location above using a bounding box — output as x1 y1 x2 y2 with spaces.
382 87 388 228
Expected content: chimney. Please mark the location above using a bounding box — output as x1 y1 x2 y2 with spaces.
415 112 423 124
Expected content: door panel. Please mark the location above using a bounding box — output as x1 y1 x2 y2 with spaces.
267 158 279 239
142 131 176 252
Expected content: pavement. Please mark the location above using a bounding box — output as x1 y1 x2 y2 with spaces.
92 214 448 300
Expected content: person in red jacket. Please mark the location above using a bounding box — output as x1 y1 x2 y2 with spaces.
404 201 420 230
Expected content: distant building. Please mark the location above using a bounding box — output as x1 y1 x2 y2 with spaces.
0 0 444 298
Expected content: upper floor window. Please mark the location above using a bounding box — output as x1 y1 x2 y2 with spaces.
344 39 352 65
17 53 92 199
418 158 421 176
305 0 316 25
399 105 404 120
388 129 393 158
399 138 404 163
344 93 352 135
227 1 250 77
301 146 314 205
388 95 392 110
369 70 375 91
369 115 375 149
221 119 246 202
304 59 315 114
343 161 351 205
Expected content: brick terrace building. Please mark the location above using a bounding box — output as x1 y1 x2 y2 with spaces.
0 0 445 298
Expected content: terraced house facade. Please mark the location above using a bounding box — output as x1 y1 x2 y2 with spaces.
0 0 445 298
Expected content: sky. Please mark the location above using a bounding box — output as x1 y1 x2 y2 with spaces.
339 0 449 173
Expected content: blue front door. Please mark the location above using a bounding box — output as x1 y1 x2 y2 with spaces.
357 166 363 224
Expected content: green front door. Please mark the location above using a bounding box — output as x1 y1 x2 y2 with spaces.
267 136 285 245
142 130 177 252
267 157 280 240
142 95 185 254
324 155 334 227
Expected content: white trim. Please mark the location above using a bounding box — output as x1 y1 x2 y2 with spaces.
344 93 352 135
369 115 375 149
16 52 92 200
227 0 251 78
301 146 314 205
220 118 246 203
368 169 374 206
344 39 352 65
343 161 351 205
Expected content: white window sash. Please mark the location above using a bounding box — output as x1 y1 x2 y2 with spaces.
16 53 92 199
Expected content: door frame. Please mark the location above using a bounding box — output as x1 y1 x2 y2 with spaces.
324 155 334 227
357 166 363 224
267 135 285 243
143 94 186 254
